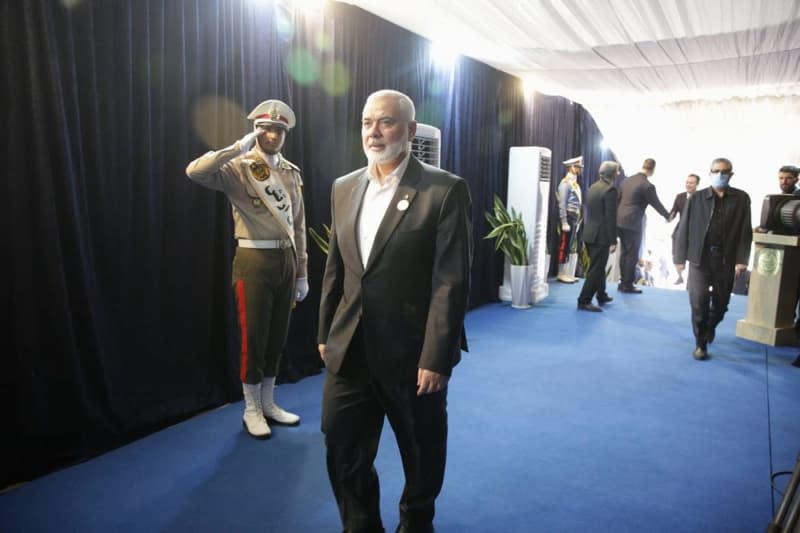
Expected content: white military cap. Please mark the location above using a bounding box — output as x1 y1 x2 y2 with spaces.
562 155 583 167
246 99 296 130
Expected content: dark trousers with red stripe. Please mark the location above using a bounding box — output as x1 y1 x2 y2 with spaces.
232 247 296 384
322 327 448 533
558 211 579 264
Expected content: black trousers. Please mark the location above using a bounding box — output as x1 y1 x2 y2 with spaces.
688 254 735 347
321 327 448 533
578 242 610 304
617 226 642 288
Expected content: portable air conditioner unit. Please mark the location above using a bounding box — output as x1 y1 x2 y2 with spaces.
498 147 552 304
411 123 441 168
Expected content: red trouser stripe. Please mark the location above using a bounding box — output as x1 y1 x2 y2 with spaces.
558 230 571 263
235 279 249 383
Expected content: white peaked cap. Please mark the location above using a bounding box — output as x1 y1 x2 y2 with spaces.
562 155 583 167
246 99 296 130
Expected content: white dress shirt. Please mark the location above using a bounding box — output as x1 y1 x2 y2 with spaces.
358 152 411 267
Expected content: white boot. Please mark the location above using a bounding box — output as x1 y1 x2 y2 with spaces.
242 383 271 439
566 253 579 282
557 262 575 283
261 377 300 426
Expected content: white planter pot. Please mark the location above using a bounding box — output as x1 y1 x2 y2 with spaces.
509 264 531 309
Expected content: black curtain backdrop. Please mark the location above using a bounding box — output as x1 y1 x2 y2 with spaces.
2 0 612 488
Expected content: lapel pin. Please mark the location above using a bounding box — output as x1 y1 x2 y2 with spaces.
397 194 410 211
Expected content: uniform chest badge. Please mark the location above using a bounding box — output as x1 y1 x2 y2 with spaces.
249 161 270 182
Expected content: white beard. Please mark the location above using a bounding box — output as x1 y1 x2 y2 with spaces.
364 133 409 166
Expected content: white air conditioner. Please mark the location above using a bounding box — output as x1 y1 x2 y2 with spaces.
411 123 441 168
499 147 552 304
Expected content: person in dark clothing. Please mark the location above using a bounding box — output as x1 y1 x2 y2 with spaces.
577 161 619 312
669 174 700 284
776 165 800 367
616 158 670 293
673 157 752 361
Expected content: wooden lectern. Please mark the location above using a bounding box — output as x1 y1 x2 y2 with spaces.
736 233 800 345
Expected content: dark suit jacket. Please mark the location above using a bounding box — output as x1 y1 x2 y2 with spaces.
617 172 670 230
669 192 689 220
583 178 617 246
318 156 473 385
673 186 752 267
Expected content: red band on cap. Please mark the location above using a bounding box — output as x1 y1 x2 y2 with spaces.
255 113 288 125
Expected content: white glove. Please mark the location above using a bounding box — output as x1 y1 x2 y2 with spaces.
295 277 309 302
238 128 261 155
561 222 571 232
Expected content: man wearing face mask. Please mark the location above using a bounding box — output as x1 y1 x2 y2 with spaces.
186 99 308 439
673 158 752 360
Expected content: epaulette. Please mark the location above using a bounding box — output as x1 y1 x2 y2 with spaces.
279 157 302 174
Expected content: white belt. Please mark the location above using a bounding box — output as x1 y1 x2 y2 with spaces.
238 239 292 249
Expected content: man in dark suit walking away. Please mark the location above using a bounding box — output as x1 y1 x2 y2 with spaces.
318 90 473 533
578 162 620 312
616 158 670 293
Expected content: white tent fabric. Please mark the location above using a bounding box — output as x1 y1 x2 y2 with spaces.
343 0 800 104
343 0 800 283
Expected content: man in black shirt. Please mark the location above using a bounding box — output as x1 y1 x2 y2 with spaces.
673 158 752 360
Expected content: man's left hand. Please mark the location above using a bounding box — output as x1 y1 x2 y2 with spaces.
417 368 449 396
735 264 748 274
295 277 309 302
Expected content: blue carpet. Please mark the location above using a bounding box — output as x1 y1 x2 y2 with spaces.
2 282 798 532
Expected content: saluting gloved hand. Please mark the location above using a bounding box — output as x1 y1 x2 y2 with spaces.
561 222 571 232
295 277 309 302
238 126 263 155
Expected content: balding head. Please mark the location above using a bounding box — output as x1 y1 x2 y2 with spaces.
599 161 619 181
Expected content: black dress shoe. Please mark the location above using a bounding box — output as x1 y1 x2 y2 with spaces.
693 346 708 360
618 286 642 293
597 294 613 304
577 302 603 312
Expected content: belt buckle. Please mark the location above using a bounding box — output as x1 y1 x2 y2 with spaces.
279 239 291 249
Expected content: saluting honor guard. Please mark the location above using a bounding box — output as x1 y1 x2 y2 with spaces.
186 99 308 439
556 155 584 283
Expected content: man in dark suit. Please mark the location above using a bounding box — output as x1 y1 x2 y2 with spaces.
616 158 670 293
577 161 619 312
669 174 700 221
669 173 700 284
318 90 472 533
673 157 752 360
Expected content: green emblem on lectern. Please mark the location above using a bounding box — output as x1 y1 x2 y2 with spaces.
756 248 782 276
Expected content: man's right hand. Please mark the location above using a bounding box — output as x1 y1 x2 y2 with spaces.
238 129 261 154
318 344 326 362
561 222 570 232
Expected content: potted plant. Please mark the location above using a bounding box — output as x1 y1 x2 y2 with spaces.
308 223 331 255
484 195 531 308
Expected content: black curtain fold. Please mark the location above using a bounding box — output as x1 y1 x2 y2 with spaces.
2 0 612 488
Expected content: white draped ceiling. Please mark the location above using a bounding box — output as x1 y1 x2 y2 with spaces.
342 0 800 104
342 0 800 277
